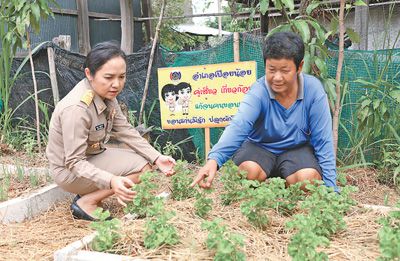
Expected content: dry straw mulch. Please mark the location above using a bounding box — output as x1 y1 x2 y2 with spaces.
0 167 398 260
0 202 92 261
103 175 387 261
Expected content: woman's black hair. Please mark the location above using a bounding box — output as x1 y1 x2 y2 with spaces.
84 41 126 75
263 32 305 69
161 84 178 101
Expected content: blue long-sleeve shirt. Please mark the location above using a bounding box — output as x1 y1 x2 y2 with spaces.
208 73 337 190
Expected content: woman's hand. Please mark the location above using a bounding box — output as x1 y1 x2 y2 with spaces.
110 176 137 206
155 155 176 176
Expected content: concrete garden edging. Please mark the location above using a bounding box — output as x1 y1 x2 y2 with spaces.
0 163 73 224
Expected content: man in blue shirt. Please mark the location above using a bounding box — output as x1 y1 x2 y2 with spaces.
191 31 337 191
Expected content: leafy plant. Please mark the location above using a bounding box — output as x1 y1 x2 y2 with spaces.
143 205 179 249
0 0 56 143
378 202 400 260
286 182 357 260
90 208 121 252
240 178 304 229
219 160 247 206
377 143 400 189
124 171 159 218
286 215 330 261
16 163 25 182
194 189 213 218
29 171 39 187
201 218 245 261
0 166 11 201
170 160 197 200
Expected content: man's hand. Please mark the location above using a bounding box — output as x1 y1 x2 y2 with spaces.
111 176 136 206
155 155 176 176
190 159 218 189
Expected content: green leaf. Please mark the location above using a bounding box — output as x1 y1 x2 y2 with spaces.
281 0 295 11
330 18 339 33
360 99 371 108
345 27 360 44
303 50 311 73
354 0 367 6
389 90 400 103
272 0 282 10
267 24 291 37
306 2 320 15
372 99 380 110
307 20 326 41
314 57 327 74
293 19 310 43
31 3 41 22
259 0 269 15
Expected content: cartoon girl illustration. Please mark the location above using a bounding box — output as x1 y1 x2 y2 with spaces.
176 82 192 116
161 84 179 115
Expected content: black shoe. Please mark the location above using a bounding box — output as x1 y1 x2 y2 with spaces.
70 202 96 221
72 194 81 203
70 201 114 221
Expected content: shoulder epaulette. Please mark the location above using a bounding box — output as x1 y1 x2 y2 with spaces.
80 90 94 106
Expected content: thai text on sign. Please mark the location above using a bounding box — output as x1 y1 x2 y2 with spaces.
157 61 257 129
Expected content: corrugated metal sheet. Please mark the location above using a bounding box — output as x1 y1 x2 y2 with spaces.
88 0 120 15
14 0 143 54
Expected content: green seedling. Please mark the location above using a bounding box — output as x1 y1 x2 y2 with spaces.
90 208 121 252
171 160 196 200
124 171 159 218
29 171 40 187
201 218 245 261
240 178 304 229
144 206 179 249
378 202 400 261
15 163 25 183
286 182 358 260
194 189 213 218
219 160 247 206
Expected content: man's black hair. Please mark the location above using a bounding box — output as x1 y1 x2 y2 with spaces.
263 31 305 69
84 41 126 75
176 82 192 92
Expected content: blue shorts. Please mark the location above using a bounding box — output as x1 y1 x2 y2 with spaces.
232 141 322 179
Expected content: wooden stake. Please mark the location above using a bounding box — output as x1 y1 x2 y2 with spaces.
76 0 90 55
120 0 134 54
47 47 59 106
205 128 210 159
27 30 41 153
233 32 240 62
138 0 166 124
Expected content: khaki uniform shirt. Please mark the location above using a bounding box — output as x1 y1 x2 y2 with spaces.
46 79 161 189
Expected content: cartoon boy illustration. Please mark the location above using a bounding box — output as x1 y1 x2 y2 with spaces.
176 82 192 116
161 83 179 115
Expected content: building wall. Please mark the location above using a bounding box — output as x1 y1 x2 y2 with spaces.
28 0 144 53
268 3 400 51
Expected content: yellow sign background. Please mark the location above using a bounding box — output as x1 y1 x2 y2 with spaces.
158 61 257 129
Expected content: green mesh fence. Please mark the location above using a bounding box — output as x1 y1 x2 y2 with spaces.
161 33 400 161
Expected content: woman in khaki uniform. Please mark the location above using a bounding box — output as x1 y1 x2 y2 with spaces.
46 41 176 221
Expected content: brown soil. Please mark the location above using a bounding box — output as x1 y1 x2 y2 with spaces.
0 173 50 202
0 165 398 260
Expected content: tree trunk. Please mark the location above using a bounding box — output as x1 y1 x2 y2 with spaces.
332 0 345 156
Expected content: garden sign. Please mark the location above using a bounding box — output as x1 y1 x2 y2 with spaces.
157 61 257 129
158 61 257 157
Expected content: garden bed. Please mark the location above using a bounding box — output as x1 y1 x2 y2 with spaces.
0 165 398 260
54 164 399 261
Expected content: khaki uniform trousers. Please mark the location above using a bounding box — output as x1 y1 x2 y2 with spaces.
52 146 148 195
